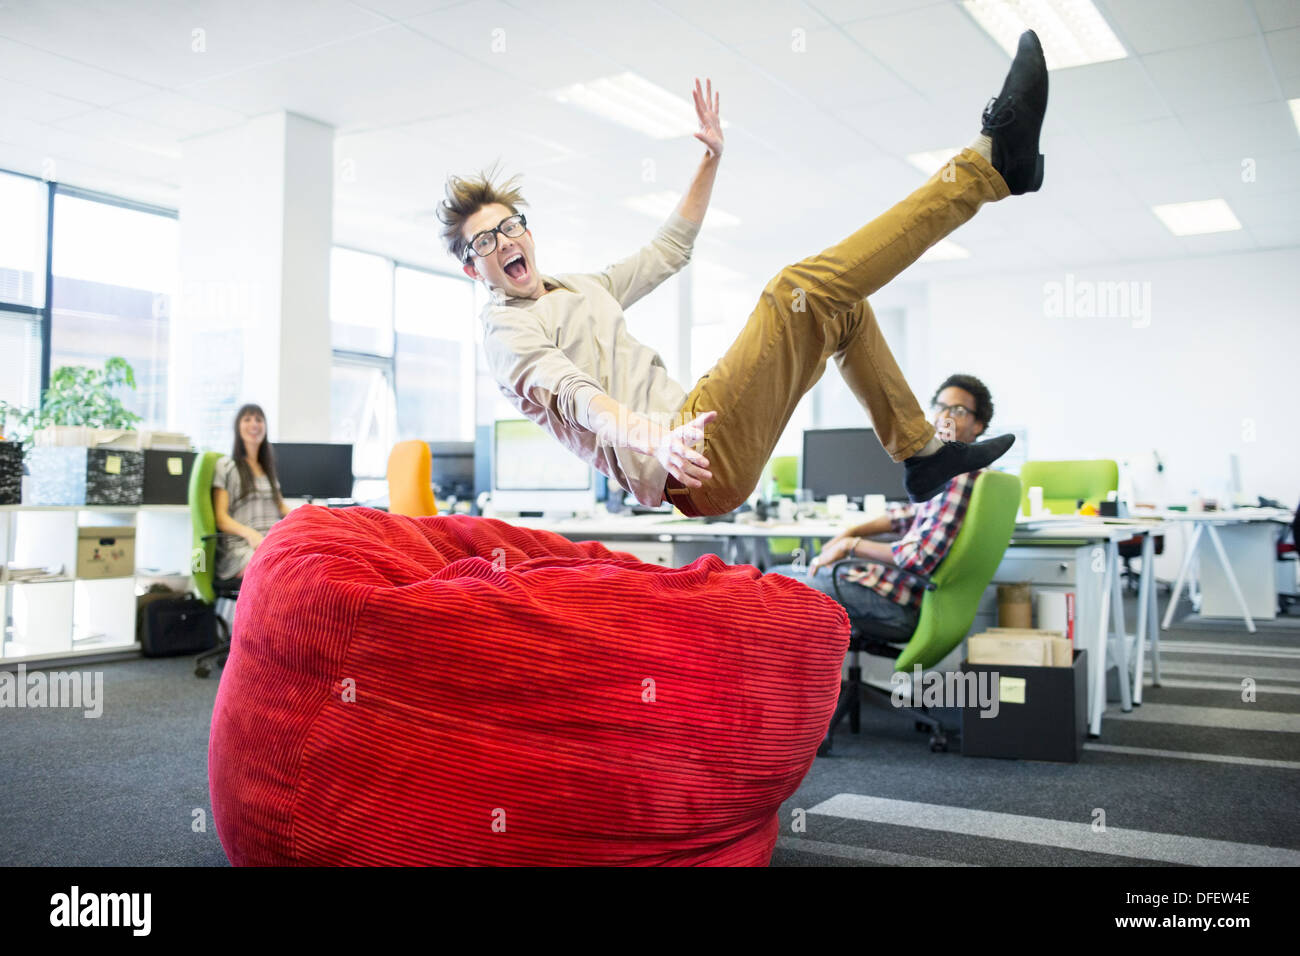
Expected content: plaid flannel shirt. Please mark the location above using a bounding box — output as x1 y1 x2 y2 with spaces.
843 470 980 609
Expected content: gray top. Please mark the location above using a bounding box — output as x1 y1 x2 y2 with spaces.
212 455 281 581
480 211 701 507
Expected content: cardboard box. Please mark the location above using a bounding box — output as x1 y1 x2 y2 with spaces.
960 649 1089 762
142 450 195 505
77 526 136 579
997 582 1032 628
27 447 145 506
980 627 1072 666
0 441 20 505
968 633 1051 667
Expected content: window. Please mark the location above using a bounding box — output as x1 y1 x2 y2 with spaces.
330 248 393 356
394 266 475 443
330 359 396 502
49 191 177 429
329 248 478 499
0 171 47 310
0 171 47 419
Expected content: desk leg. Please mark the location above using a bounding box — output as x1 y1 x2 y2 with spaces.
1205 523 1257 634
1133 533 1154 705
1149 542 1161 685
1109 540 1133 712
1090 550 1113 737
1162 522 1203 630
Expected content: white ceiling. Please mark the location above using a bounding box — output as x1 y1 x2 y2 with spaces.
1 0 1297 287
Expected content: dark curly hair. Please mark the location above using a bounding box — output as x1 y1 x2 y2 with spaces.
931 373 994 428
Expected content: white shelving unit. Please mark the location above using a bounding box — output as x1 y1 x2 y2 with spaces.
0 504 192 664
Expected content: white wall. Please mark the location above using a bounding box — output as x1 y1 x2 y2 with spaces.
916 247 1300 510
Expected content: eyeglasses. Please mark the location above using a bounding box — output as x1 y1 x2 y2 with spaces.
931 402 974 420
464 213 527 263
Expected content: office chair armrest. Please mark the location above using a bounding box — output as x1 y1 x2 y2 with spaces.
827 558 935 607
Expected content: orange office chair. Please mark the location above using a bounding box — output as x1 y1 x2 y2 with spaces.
386 440 438 517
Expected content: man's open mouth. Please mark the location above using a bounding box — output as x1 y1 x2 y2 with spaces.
503 252 528 281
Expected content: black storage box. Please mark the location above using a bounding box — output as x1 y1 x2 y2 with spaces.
142 449 195 505
960 648 1088 763
0 441 20 505
27 446 145 506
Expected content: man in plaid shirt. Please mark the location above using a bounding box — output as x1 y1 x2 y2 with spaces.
771 374 997 640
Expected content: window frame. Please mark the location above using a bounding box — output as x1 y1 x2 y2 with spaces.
329 246 477 484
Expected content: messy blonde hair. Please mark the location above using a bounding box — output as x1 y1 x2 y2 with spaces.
437 163 527 263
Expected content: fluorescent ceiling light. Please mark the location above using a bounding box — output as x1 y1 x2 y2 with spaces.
624 191 740 227
961 0 1126 70
906 148 963 175
1151 199 1242 236
919 239 971 262
554 72 729 139
1290 98 1300 138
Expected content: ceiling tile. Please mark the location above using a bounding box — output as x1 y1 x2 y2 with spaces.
405 0 620 89
1252 0 1300 31
808 0 951 24
0 35 157 106
841 3 1011 98
656 0 834 49
111 91 248 138
0 0 390 90
1102 0 1257 54
1181 99 1300 162
1048 57 1172 130
1142 36 1278 112
1264 27 1300 85
0 75 94 123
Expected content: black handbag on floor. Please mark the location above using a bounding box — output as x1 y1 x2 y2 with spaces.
139 596 218 657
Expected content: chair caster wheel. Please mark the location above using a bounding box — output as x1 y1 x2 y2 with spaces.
930 735 948 753
195 664 210 678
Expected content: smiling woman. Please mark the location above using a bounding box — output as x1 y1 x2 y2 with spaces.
211 403 291 583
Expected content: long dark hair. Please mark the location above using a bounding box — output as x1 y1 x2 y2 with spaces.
230 403 285 508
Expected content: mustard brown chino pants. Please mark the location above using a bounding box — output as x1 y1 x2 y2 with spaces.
666 148 1010 517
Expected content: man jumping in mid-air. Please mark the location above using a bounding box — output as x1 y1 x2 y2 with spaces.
440 31 1049 516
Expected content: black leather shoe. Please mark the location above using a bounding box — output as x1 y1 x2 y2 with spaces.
981 30 1048 195
903 434 1016 503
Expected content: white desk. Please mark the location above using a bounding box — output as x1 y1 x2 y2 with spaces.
1157 508 1293 633
518 510 1163 739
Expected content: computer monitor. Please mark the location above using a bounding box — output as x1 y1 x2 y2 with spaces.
801 427 907 502
428 441 474 500
491 419 594 515
272 443 354 499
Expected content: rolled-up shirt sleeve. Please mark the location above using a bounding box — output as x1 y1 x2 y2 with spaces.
885 501 915 536
596 211 701 310
890 473 976 575
482 306 607 430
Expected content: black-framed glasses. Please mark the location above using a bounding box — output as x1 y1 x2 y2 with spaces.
464 213 527 262
931 402 973 420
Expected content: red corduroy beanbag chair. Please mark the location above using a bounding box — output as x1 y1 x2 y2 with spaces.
208 506 848 866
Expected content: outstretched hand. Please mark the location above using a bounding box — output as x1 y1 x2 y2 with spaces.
692 77 723 158
654 409 717 488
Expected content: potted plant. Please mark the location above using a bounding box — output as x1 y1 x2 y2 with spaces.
0 356 142 450
0 357 146 506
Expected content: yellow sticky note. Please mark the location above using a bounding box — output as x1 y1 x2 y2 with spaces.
999 676 1026 704
104 455 122 475
167 456 183 476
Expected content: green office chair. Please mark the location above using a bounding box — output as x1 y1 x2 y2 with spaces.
190 451 241 678
823 470 1022 753
764 455 802 561
1018 459 1118 515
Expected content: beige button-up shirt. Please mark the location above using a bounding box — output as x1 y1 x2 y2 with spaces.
480 211 701 507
